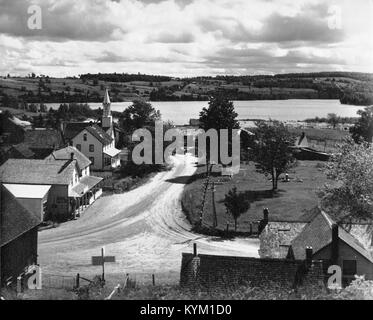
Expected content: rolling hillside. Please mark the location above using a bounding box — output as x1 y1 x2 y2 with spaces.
0 72 372 105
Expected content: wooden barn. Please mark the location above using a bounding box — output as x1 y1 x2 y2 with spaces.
0 185 41 288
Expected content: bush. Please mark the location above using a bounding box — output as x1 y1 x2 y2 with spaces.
335 276 373 300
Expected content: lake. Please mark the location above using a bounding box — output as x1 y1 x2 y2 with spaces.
46 99 363 125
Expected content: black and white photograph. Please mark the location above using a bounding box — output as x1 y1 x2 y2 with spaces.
0 0 373 306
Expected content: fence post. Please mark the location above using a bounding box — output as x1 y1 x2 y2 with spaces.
17 276 22 294
76 273 80 288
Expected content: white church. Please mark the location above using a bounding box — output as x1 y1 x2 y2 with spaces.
63 89 121 172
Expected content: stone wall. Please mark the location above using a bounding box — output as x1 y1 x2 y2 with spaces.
180 253 324 290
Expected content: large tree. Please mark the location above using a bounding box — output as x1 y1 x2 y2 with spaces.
318 138 373 220
199 92 239 131
350 106 373 143
199 92 240 166
224 187 251 232
248 121 296 191
119 99 161 135
119 100 167 178
327 113 340 129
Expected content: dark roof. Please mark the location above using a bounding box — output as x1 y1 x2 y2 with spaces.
24 129 64 149
85 124 113 145
45 146 91 170
64 122 113 145
64 122 91 141
0 159 76 185
1 186 41 247
10 143 35 158
291 211 373 263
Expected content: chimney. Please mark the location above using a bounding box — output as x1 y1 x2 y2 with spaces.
70 152 74 161
305 247 313 266
258 208 269 234
263 208 269 222
331 224 339 264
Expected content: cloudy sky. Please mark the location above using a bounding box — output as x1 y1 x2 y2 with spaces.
0 0 372 77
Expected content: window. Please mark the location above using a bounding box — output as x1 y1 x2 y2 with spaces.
343 260 357 276
83 133 87 141
76 144 81 151
89 157 95 165
105 157 111 167
89 144 94 152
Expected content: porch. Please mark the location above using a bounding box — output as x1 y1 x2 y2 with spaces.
104 146 121 169
69 176 103 218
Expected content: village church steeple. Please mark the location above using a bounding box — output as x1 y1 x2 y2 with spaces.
102 88 112 131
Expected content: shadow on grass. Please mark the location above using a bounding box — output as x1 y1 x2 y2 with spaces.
191 224 258 239
217 189 284 204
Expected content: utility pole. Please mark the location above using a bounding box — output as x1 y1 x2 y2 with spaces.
101 247 105 283
212 182 217 228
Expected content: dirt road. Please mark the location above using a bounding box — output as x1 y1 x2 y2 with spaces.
38 154 259 282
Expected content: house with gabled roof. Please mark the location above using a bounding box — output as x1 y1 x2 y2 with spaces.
70 123 120 172
288 210 373 285
259 207 373 286
0 148 103 221
0 185 41 288
63 90 121 172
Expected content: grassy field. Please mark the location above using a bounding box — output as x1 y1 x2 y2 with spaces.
289 127 350 142
289 127 350 153
0 77 150 102
181 160 328 234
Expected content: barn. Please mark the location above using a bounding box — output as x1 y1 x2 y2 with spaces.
0 185 41 288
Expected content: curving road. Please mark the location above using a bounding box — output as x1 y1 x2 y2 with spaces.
38 154 259 281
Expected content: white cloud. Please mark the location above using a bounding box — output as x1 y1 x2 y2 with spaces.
0 0 372 76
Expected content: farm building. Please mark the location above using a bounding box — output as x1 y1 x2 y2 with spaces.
0 185 41 288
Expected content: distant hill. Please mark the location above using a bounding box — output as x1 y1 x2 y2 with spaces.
0 72 372 106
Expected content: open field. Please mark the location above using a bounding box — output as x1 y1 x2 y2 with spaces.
0 77 147 102
181 160 328 234
289 127 350 153
289 127 350 141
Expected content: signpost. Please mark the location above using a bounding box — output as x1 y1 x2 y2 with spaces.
91 247 116 282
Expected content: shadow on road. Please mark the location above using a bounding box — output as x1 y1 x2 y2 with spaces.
166 172 222 184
